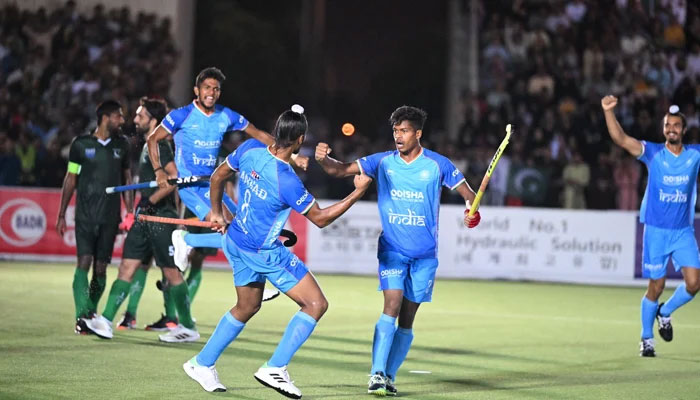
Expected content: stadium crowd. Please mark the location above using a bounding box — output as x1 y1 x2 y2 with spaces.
1 1 699 212
0 1 177 187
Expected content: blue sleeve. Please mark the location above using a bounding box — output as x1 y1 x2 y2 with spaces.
223 107 249 132
225 139 266 171
638 141 663 165
279 171 316 214
357 151 391 179
161 106 191 134
436 154 466 190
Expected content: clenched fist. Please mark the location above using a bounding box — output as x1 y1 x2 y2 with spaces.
601 95 618 111
354 173 373 191
315 142 332 163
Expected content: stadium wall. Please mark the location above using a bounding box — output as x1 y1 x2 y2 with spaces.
1 0 195 104
0 187 683 287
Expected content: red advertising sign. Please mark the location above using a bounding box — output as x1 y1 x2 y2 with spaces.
0 187 308 264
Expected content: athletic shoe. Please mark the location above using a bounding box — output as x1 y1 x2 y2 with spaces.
172 229 192 272
640 338 656 357
145 314 178 331
262 288 281 302
117 312 136 330
656 303 673 342
368 372 387 396
385 376 397 396
183 357 226 392
159 325 200 343
74 318 93 335
83 314 113 339
254 363 302 399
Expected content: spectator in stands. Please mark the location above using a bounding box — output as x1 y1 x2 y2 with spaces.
0 132 21 186
561 150 590 209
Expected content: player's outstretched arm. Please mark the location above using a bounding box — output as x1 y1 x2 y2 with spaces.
146 125 172 188
208 161 235 231
304 174 372 228
601 95 643 157
314 142 360 178
56 170 77 236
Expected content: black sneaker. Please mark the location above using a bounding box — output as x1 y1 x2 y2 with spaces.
640 338 656 357
367 371 387 396
385 375 397 396
74 318 93 335
656 303 673 342
145 314 178 331
117 312 136 330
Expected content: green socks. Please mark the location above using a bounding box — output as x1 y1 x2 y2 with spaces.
126 268 148 315
170 282 195 329
87 275 106 314
72 268 89 318
187 267 203 300
163 282 178 321
102 279 131 322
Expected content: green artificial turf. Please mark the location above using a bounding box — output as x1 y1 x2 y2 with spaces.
1 262 699 399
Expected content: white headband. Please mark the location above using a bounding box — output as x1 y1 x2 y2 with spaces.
291 104 304 114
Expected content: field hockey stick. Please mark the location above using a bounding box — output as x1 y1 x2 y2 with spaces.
137 214 298 247
105 175 211 194
468 124 513 216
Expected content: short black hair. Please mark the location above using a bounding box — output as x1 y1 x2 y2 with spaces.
273 109 308 148
666 108 687 130
140 96 168 125
96 100 122 123
195 67 226 87
389 105 428 131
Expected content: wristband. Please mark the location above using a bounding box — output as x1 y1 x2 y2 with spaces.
154 167 164 173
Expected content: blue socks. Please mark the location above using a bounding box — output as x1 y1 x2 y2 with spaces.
196 312 245 367
640 297 658 340
268 311 318 367
386 327 413 380
659 283 695 317
185 232 222 249
371 313 397 374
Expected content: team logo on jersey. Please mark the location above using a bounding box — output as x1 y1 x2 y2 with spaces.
419 170 431 181
387 208 426 226
387 169 395 176
662 175 689 186
165 114 175 126
219 122 226 130
250 170 260 180
391 189 424 203
452 168 461 177
194 139 220 149
113 149 122 159
659 189 687 203
295 190 310 206
192 153 217 166
85 148 96 159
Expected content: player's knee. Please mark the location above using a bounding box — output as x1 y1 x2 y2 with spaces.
77 256 92 270
685 279 700 295
303 297 328 320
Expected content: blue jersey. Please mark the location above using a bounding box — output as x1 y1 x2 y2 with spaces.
225 139 316 251
638 141 700 229
161 101 249 177
358 148 466 259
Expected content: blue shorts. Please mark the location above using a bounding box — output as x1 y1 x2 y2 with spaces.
642 225 700 280
377 251 439 303
222 235 308 293
178 184 237 220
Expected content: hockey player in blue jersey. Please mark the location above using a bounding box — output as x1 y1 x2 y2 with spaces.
145 67 304 298
315 105 482 396
182 105 373 398
603 95 700 357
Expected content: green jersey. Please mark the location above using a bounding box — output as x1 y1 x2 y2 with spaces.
138 140 177 213
68 134 130 224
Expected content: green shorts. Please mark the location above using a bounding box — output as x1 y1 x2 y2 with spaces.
75 221 119 263
184 209 218 257
122 211 177 268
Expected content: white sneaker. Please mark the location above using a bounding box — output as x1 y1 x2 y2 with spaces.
254 363 302 399
172 229 192 272
159 324 200 343
83 314 113 339
183 358 226 392
262 288 281 302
